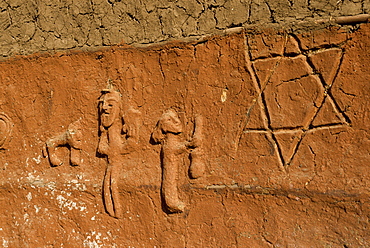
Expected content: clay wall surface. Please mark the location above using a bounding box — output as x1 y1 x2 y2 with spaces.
1 1 370 248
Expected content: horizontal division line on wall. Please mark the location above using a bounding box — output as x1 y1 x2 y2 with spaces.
134 14 370 47
1 182 368 204
197 184 369 203
0 14 369 62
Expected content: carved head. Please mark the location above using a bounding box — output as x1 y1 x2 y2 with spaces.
152 109 183 143
99 89 122 128
66 119 83 149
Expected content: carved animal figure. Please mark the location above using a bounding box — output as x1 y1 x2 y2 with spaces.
45 119 83 167
152 109 204 213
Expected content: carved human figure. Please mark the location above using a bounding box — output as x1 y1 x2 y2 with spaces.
45 119 83 166
152 109 204 213
97 88 141 218
0 113 13 149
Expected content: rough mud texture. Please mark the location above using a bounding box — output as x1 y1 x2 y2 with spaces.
0 0 369 59
0 22 370 246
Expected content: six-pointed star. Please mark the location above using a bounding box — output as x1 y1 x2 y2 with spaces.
243 36 350 171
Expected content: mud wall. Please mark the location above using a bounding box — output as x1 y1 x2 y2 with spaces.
1 1 370 248
0 0 369 58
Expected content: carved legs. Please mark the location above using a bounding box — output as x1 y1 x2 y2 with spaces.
161 155 185 213
103 165 114 217
46 136 82 167
45 119 83 167
103 163 123 218
46 134 67 167
70 148 82 166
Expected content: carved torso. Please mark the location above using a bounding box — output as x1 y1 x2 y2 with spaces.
161 134 187 168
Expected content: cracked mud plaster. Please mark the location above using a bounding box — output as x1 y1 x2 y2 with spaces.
0 0 369 59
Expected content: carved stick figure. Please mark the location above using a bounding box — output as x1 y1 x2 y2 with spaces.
45 119 83 166
189 115 205 179
152 109 203 213
97 88 141 218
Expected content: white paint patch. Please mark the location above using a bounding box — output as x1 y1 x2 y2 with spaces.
83 240 101 248
66 180 87 191
32 155 42 164
2 238 9 248
83 232 103 248
26 173 39 182
34 205 41 213
221 89 228 102
26 192 32 201
56 195 87 212
46 182 56 191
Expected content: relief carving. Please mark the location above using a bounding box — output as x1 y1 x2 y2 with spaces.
189 115 205 179
97 87 141 219
45 119 83 167
242 36 350 170
152 109 204 213
0 113 13 149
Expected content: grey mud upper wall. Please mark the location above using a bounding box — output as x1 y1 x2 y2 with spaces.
0 0 369 59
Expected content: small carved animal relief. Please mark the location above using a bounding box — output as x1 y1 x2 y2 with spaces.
44 119 83 167
97 87 141 219
0 113 13 149
152 109 204 213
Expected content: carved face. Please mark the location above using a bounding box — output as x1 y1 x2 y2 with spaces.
100 93 121 128
160 110 183 134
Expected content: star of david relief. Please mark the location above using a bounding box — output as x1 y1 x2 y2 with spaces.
242 35 350 171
